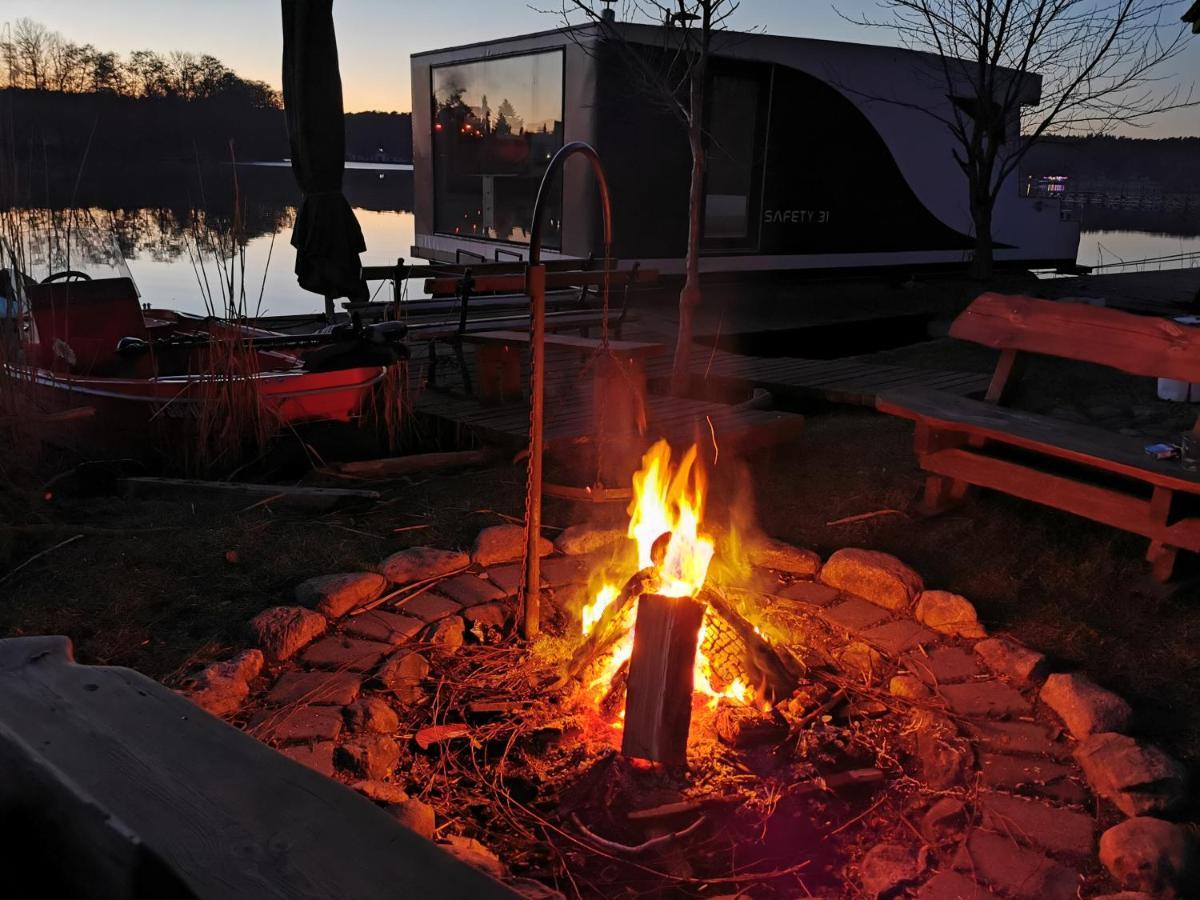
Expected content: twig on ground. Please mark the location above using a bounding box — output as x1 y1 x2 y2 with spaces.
570 813 706 854
0 534 85 587
825 509 910 527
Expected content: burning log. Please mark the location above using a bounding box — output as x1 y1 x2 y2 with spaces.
714 704 789 748
621 594 706 768
553 567 658 689
698 585 805 702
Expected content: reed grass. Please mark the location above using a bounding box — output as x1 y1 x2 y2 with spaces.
171 146 282 477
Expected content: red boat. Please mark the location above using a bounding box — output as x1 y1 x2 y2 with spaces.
1 271 402 453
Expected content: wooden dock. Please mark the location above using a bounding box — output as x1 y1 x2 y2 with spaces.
410 343 804 453
408 335 988 453
643 346 990 407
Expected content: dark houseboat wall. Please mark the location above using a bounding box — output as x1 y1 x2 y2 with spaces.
411 24 1080 274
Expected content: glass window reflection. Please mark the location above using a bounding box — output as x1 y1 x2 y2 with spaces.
432 51 564 248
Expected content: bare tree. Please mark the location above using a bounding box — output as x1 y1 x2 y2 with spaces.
547 0 741 393
848 1 1194 280
127 49 175 98
11 18 51 90
47 36 90 93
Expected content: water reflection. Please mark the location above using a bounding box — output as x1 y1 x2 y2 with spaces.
2 164 416 317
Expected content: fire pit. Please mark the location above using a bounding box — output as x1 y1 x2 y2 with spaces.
184 438 1188 898
559 440 812 775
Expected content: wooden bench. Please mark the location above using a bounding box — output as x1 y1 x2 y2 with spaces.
0 636 513 899
369 260 662 393
877 292 1200 580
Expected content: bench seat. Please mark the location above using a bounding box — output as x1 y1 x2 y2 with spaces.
878 386 1200 494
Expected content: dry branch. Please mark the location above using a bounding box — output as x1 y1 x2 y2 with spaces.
552 566 658 688
570 812 706 855
331 448 496 478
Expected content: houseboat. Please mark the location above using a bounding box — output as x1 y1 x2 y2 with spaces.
409 20 1080 277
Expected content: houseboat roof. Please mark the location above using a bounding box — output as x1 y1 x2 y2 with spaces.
412 20 1041 104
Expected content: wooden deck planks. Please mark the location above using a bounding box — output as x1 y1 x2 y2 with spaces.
644 348 987 404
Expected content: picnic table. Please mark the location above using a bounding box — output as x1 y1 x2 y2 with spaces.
878 292 1200 580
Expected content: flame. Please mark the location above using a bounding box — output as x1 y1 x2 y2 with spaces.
578 440 755 724
627 441 714 598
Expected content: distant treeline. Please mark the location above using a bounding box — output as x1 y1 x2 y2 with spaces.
345 112 413 163
1023 135 1200 193
0 17 412 175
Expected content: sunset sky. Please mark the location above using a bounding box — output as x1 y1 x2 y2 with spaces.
3 0 1199 136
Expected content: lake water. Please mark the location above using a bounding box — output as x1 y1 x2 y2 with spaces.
5 163 1197 318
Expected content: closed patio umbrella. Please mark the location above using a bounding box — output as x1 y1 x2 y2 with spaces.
281 0 368 313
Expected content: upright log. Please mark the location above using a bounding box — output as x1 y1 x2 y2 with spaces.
621 594 705 768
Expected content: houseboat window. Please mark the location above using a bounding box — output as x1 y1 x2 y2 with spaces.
431 50 564 248
703 73 762 244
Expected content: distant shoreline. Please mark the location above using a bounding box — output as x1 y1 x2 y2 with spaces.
238 160 414 172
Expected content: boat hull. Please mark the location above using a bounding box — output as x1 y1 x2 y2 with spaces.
4 364 388 454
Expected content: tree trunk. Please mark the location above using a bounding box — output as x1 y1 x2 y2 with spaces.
969 199 994 282
669 73 707 397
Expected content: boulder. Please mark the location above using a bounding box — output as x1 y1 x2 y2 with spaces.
295 572 388 618
915 590 986 639
442 835 506 880
913 721 973 791
1041 673 1132 739
425 616 465 654
463 602 508 629
335 734 401 780
472 524 551 567
860 843 922 898
748 538 821 576
889 674 932 700
249 606 327 662
379 547 469 586
352 780 409 804
973 637 1049 685
1099 817 1193 897
377 650 430 702
185 649 264 717
388 798 436 840
217 648 264 683
818 548 923 611
554 524 625 556
1075 733 1188 817
343 697 400 734
834 641 885 683
921 797 967 843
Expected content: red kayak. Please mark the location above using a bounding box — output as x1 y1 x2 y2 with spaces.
2 273 398 453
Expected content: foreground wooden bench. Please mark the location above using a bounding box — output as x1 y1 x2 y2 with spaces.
0 636 513 899
877 292 1200 580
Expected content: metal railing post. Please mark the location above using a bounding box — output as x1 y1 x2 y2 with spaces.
523 261 546 639
521 142 613 640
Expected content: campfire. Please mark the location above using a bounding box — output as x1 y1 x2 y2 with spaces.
190 431 1131 898
569 440 792 766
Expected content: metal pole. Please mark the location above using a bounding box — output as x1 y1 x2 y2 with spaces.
523 261 546 639
522 142 614 640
